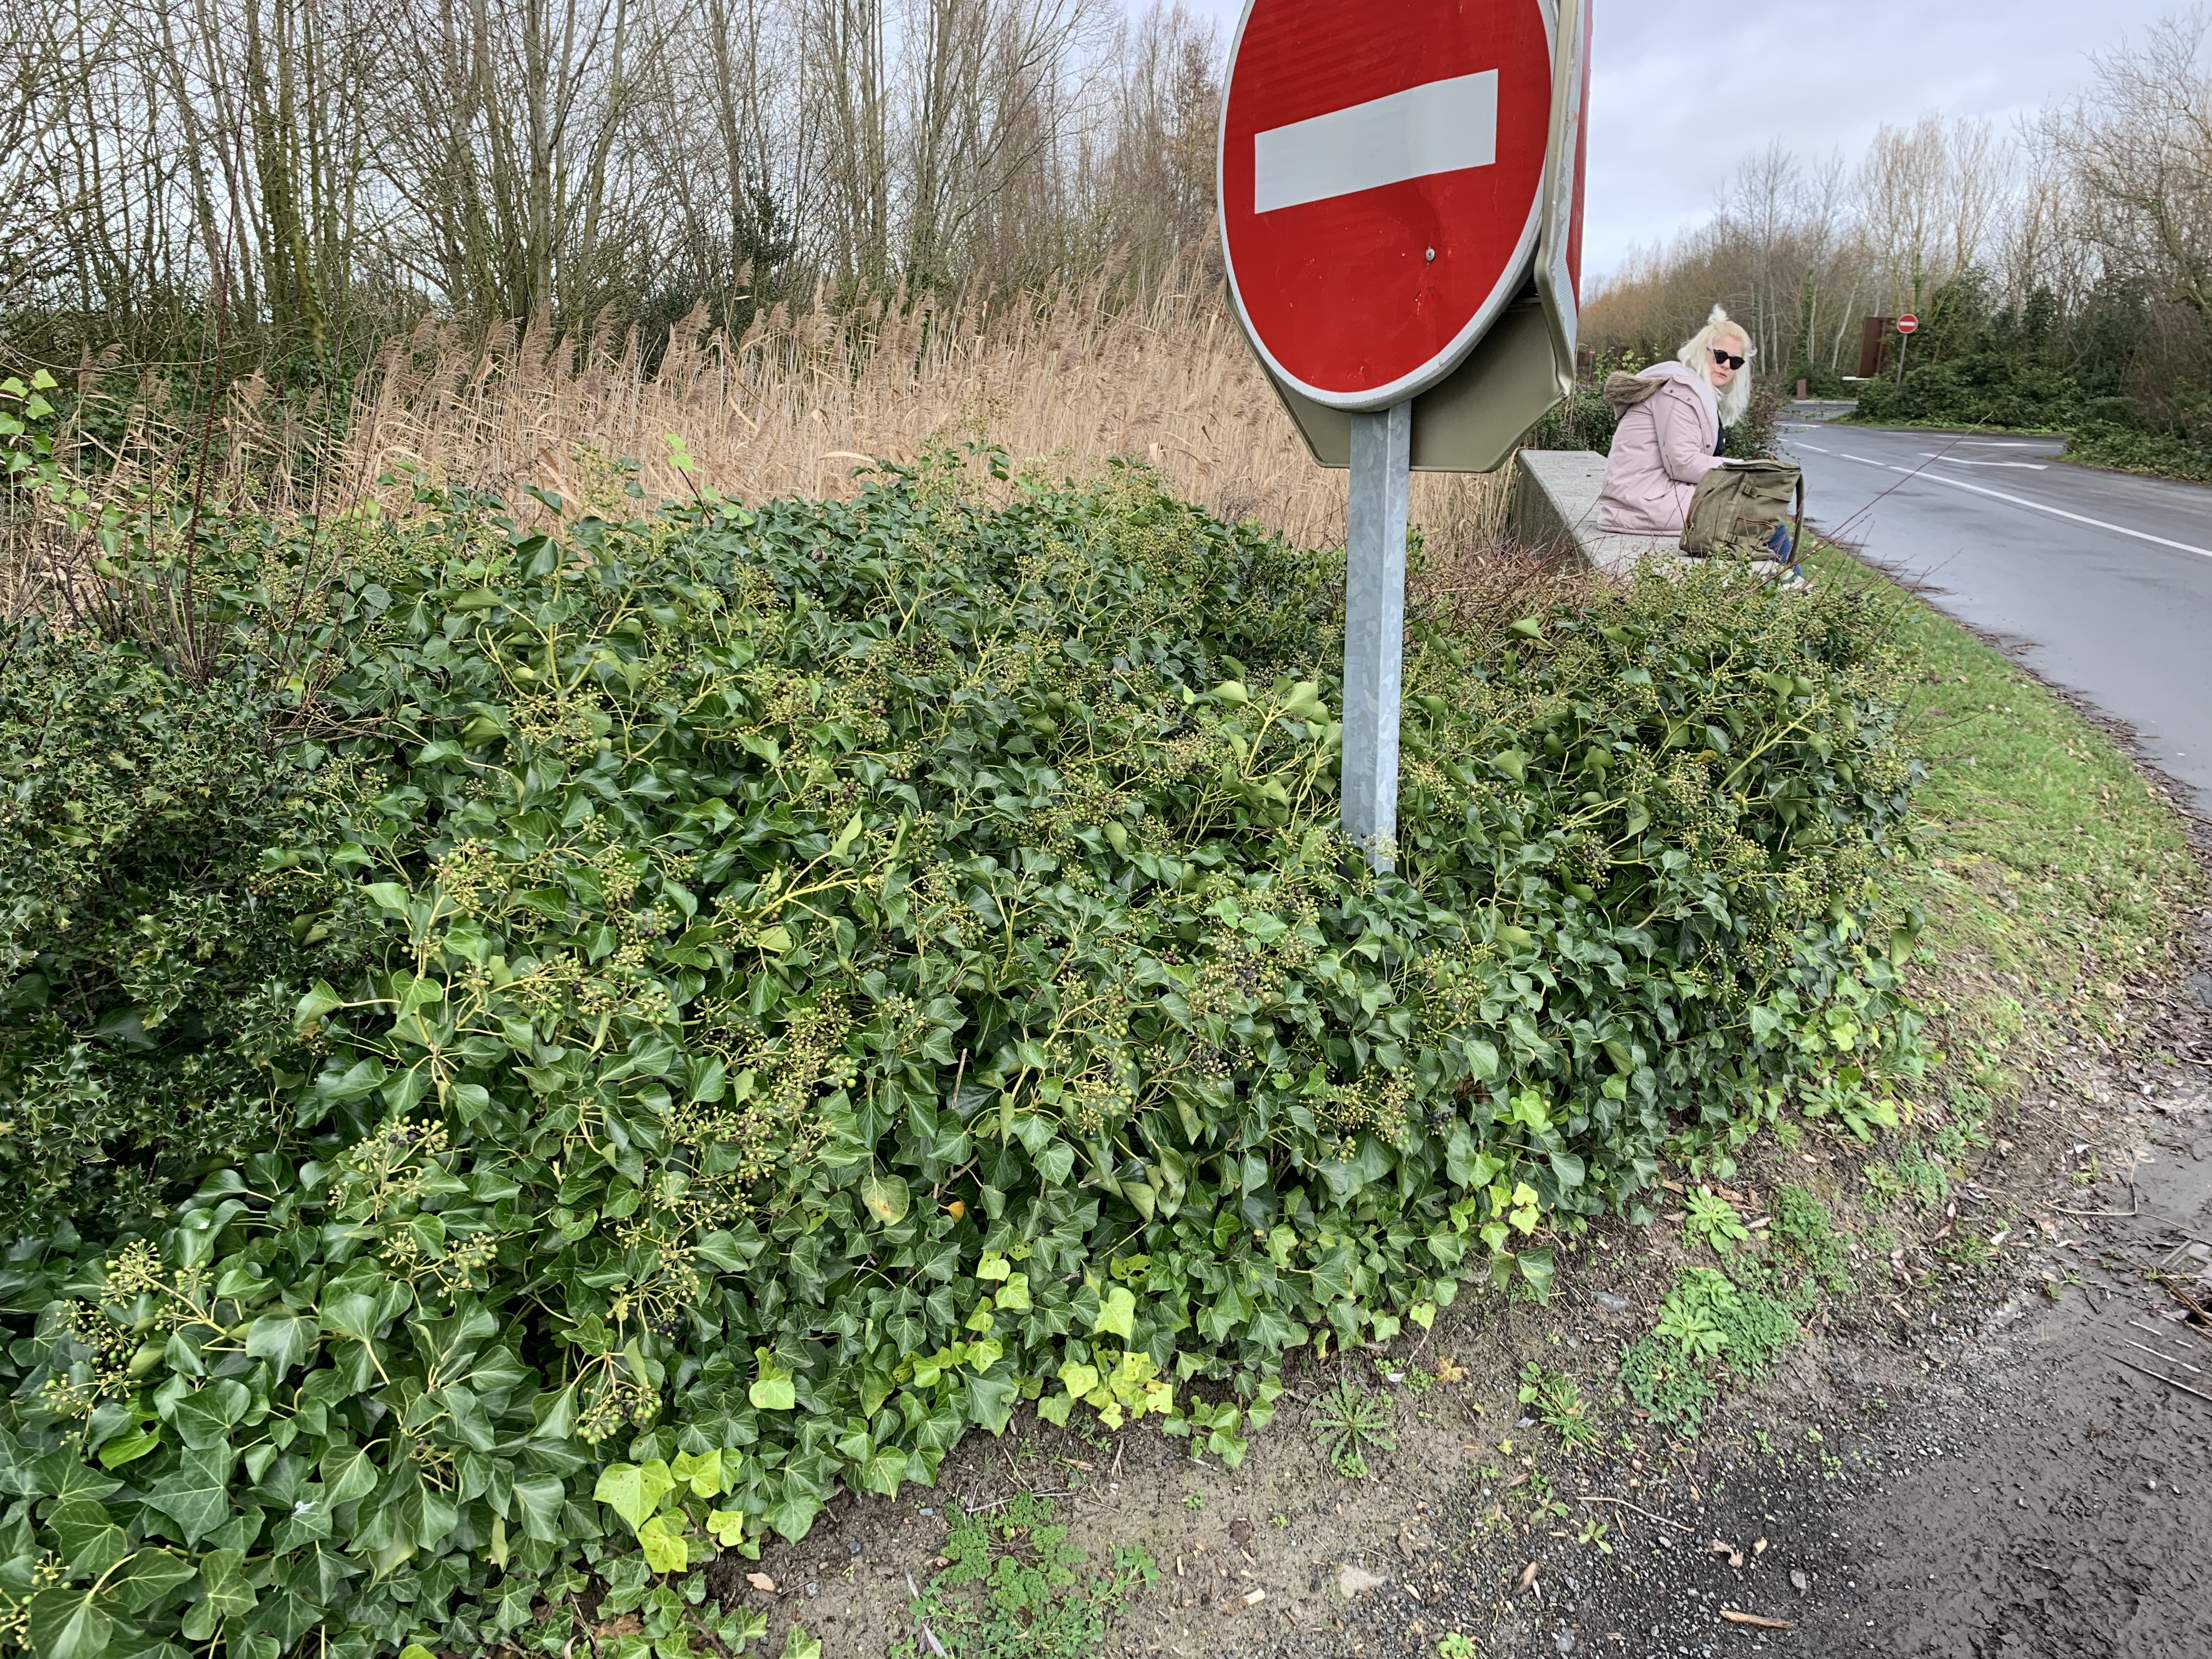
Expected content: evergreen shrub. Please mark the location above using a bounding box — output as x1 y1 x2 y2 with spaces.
0 457 1921 1658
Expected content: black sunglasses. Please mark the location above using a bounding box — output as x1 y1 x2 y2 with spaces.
1710 346 1747 370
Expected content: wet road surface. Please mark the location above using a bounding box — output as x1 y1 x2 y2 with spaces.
1779 421 2212 814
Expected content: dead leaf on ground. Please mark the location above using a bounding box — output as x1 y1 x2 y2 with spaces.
1719 1610 1795 1630
746 1572 777 1594
1515 1560 1541 1595
592 1616 642 1639
1435 1357 1467 1384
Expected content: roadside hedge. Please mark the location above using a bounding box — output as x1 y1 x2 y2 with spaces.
0 458 1921 1659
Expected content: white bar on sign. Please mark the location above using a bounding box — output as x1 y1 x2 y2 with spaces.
1253 70 1498 214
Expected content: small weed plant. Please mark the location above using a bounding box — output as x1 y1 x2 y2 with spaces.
1769 1184 1855 1294
1685 1188 1751 1256
1311 1378 1397 1478
1517 1361 1600 1451
1622 1266 1807 1431
893 1495 1155 1659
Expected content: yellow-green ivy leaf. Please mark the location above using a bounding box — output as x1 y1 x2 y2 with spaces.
859 1173 909 1226
1093 1285 1136 1340
750 1348 797 1410
594 1459 675 1532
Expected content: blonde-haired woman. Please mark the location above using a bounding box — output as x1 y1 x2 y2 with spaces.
1594 306 1775 551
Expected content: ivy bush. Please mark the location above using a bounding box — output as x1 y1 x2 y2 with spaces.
0 456 1920 1659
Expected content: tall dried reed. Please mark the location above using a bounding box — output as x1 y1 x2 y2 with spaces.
6 283 1523 626
343 280 1512 551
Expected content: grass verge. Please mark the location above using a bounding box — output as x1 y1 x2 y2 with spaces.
1812 539 2198 1105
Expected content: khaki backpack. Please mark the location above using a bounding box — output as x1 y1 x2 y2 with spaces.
1680 459 1805 559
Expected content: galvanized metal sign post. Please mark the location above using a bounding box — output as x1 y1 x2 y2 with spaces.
1220 0 1595 866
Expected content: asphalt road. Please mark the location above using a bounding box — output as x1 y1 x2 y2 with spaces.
1778 420 2212 815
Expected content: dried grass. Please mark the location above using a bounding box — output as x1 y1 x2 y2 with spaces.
7 281 1526 624
343 280 1511 551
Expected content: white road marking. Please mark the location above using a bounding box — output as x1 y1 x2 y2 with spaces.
1922 452 2049 470
1254 72 1498 214
1822 455 2212 562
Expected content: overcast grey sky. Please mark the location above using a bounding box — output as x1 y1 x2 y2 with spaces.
1200 1 2196 284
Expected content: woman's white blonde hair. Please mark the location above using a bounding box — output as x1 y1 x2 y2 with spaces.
1678 304 1754 426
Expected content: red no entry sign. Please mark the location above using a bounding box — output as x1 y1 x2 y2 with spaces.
1897 314 1919 334
1220 0 1556 409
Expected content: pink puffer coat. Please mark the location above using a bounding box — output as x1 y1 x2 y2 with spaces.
1594 361 1724 535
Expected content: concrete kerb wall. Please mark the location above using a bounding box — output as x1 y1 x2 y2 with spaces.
1507 449 1678 575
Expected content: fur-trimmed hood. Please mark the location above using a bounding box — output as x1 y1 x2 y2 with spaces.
1604 359 1720 432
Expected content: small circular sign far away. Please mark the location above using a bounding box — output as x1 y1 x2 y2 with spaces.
1896 314 1919 334
1218 0 1556 410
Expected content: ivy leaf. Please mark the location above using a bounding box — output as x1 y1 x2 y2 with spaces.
858 1173 909 1226
669 1449 724 1497
27 1587 112 1659
244 1314 315 1382
636 1513 691 1576
167 1380 250 1451
857 1448 909 1498
593 1460 674 1532
48 1499 128 1579
144 1446 233 1545
319 1444 377 1508
94 1429 160 1471
292 981 346 1030
1516 1248 1556 1301
107 1549 196 1613
705 1509 748 1547
511 1475 567 1544
779 1627 822 1659
766 1491 822 1542
749 1350 796 1411
179 1549 256 1641
1092 1286 1136 1340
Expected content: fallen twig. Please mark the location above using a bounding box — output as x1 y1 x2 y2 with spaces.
1578 1496 1690 1532
961 1488 1071 1515
2114 1355 2212 1405
1719 1609 1795 1630
2155 1274 2212 1326
2124 1338 2205 1375
2131 1317 2208 1350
